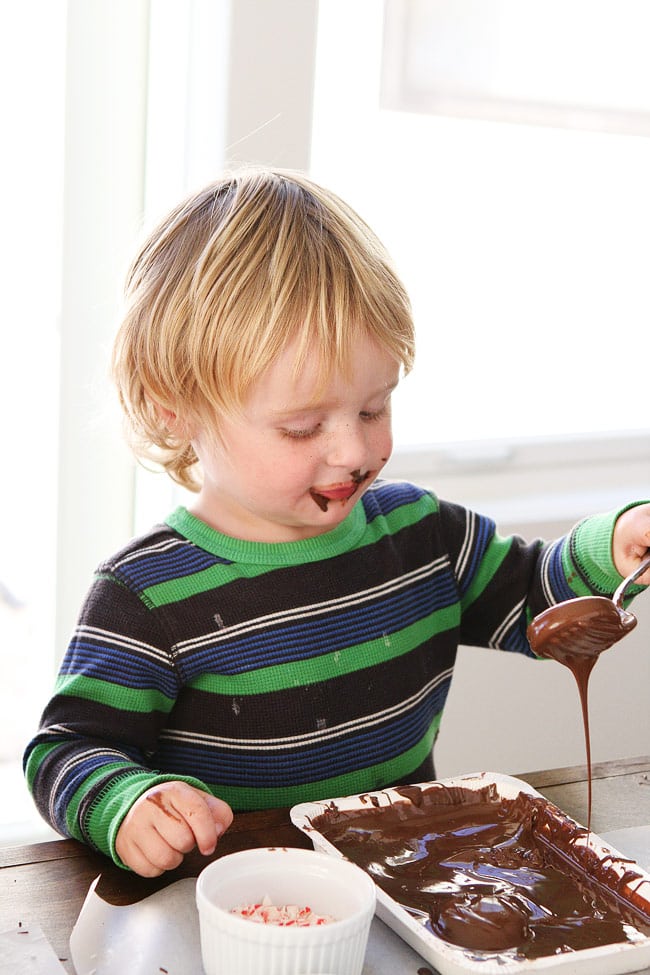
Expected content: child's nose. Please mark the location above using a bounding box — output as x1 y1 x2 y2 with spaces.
325 420 370 470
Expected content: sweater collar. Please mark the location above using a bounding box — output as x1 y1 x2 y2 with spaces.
165 501 367 566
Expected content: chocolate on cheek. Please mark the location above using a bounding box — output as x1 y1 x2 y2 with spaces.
350 469 371 487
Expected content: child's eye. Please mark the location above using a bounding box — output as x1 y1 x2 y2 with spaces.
281 424 321 440
360 405 388 422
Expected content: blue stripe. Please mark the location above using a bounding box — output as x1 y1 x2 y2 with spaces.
60 642 179 697
114 544 230 592
501 619 536 657
363 481 430 522
180 574 457 678
50 751 136 834
547 541 575 602
156 680 451 787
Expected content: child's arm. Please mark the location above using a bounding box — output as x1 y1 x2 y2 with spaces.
439 496 650 654
115 781 233 877
23 570 232 873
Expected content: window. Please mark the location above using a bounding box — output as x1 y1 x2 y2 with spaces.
310 0 650 452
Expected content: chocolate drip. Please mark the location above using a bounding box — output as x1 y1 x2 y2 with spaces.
526 598 635 830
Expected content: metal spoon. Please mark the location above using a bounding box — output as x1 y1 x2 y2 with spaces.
527 553 650 661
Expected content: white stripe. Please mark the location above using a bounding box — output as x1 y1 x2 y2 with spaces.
74 625 171 664
158 666 454 752
489 596 526 647
455 509 476 585
47 738 131 823
174 556 448 655
114 537 191 568
540 538 563 605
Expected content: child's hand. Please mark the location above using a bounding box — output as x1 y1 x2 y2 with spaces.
115 781 233 877
612 503 650 586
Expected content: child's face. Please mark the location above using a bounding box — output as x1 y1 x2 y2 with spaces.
190 332 399 542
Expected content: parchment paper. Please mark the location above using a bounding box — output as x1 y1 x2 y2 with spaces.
69 875 430 975
0 921 68 974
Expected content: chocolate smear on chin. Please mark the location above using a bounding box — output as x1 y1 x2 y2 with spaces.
310 489 330 512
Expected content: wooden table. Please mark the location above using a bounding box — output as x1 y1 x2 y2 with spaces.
2 755 650 974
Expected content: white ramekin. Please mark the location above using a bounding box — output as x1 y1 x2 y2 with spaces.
195 846 376 975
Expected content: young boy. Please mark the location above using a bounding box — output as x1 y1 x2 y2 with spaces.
24 168 650 878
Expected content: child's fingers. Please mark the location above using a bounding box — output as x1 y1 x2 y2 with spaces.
169 790 234 856
116 782 233 876
115 822 185 877
203 794 234 850
126 833 185 877
144 785 225 856
613 504 650 582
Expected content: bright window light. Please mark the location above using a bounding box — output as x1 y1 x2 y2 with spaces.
310 1 650 447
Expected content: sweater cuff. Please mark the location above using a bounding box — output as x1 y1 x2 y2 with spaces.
82 769 212 868
569 501 650 597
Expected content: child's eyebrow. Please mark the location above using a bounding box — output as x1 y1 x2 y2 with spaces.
270 381 399 419
270 404 329 419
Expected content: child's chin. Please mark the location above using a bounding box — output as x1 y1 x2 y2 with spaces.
296 503 351 532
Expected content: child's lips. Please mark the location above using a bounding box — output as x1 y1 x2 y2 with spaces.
314 482 358 502
310 472 372 511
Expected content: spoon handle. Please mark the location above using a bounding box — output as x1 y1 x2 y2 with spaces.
613 553 650 608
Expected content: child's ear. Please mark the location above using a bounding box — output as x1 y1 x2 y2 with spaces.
152 401 195 438
157 406 177 427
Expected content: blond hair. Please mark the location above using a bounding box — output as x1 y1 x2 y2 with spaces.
112 168 415 490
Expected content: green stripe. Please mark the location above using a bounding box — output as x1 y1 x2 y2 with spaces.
83 769 211 861
190 605 458 696
561 541 593 597
209 720 440 811
55 673 173 713
366 495 437 539
144 561 274 606
24 742 60 789
461 533 511 610
64 761 132 841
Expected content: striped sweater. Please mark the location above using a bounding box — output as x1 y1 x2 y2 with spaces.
24 480 631 866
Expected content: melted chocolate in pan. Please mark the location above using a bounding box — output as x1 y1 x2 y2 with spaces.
310 783 650 959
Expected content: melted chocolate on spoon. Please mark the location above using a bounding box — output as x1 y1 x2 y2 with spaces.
527 554 650 827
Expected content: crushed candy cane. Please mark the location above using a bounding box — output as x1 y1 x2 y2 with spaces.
231 894 335 926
